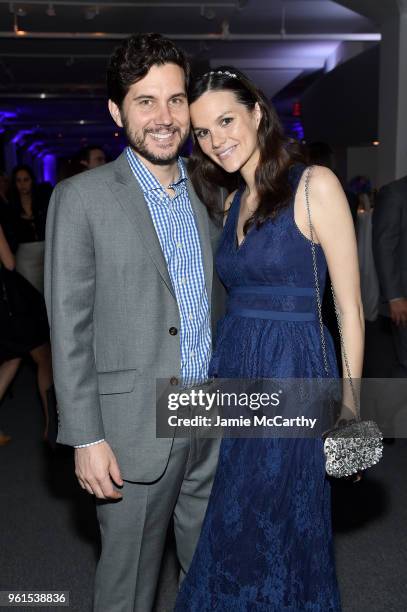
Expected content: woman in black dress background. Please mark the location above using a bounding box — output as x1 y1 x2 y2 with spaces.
0 185 52 442
10 164 49 295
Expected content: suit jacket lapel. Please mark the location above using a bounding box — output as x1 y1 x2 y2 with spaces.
107 152 175 297
107 151 213 301
186 179 213 300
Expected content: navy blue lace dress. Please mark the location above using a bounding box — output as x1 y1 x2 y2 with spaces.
175 165 341 611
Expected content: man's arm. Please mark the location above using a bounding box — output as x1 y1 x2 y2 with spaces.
45 182 122 498
372 183 407 325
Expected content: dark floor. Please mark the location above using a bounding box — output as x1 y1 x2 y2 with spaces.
0 318 406 612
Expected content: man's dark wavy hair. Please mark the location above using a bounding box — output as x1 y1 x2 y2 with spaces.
188 67 305 231
107 33 190 107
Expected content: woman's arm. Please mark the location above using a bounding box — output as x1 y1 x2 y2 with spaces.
304 166 364 414
0 225 16 270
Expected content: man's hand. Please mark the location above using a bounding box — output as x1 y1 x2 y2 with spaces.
389 298 407 326
75 441 123 500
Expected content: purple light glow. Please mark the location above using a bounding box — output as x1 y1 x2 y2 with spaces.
291 120 305 141
11 129 36 145
43 154 57 185
0 111 17 123
28 141 45 154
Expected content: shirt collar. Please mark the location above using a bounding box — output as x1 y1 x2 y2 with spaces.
126 146 188 194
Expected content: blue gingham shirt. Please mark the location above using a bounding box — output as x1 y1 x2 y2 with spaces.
126 146 211 387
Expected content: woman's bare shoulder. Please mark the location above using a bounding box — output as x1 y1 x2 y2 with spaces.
308 165 342 197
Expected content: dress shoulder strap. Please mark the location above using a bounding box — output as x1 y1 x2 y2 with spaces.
223 187 243 229
288 163 307 197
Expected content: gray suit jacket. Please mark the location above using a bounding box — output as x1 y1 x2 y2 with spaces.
372 175 407 315
44 151 225 482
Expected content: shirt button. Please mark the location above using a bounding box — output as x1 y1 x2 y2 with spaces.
190 351 195 358
170 376 179 386
176 242 182 248
180 277 187 285
169 327 178 336
188 313 193 321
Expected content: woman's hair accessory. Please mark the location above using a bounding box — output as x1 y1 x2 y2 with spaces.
203 69 237 79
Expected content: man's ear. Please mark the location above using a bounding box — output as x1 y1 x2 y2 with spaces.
254 102 262 128
108 99 123 128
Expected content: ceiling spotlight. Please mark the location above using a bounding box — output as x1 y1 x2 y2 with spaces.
40 93 47 99
372 140 380 146
46 3 56 17
79 120 85 125
16 7 27 16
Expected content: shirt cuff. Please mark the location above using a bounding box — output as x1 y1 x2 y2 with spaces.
74 439 105 448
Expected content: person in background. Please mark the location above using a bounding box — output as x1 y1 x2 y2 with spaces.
0 205 20 445
373 174 407 376
0 206 52 441
79 145 107 170
10 164 49 295
348 175 379 323
0 171 10 206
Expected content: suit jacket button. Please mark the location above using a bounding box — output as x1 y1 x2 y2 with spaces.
169 327 178 336
170 377 179 386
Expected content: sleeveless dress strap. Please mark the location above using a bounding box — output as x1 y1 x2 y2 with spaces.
288 163 307 202
223 188 243 235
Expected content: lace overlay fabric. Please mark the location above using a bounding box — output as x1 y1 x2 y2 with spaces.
175 165 341 611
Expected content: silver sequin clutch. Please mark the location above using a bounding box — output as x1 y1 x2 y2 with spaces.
323 419 383 478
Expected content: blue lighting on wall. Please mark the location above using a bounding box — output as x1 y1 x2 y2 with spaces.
42 153 57 185
0 111 17 123
289 120 305 141
11 129 36 145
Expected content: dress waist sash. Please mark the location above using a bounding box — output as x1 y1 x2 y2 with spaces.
226 285 316 322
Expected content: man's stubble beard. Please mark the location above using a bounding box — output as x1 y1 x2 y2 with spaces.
123 117 189 166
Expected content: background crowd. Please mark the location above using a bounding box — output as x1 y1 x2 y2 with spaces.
0 145 107 445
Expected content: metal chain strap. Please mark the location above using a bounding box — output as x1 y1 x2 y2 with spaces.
304 166 358 411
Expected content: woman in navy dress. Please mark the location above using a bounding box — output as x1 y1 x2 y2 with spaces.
175 68 364 611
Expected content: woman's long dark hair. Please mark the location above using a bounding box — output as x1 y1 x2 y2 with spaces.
10 164 39 214
188 67 305 231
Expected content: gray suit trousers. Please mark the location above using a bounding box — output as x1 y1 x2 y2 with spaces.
93 434 220 612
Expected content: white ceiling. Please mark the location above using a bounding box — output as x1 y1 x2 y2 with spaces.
0 1 382 158
0 0 379 98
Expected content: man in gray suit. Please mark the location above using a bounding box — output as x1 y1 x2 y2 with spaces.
45 33 222 611
373 175 407 375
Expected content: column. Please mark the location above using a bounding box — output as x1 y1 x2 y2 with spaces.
378 9 407 185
